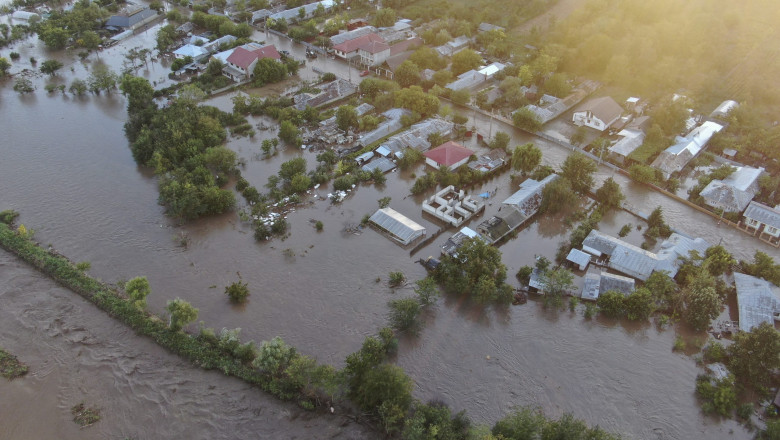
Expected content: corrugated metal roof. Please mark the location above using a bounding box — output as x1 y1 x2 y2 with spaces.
744 201 780 229
735 272 780 331
503 174 557 207
330 26 378 46
566 248 591 268
361 156 396 173
269 0 334 22
609 130 645 157
369 208 426 245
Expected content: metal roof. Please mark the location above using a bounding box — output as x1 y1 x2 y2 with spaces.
581 271 635 301
566 248 591 268
735 272 780 331
330 26 378 46
609 130 645 157
268 0 334 22
369 208 426 245
503 174 557 208
744 201 780 229
361 156 396 173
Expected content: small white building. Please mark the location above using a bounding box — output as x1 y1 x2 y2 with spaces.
572 96 624 131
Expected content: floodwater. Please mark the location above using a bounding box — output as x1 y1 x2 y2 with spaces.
0 251 373 439
1 16 776 440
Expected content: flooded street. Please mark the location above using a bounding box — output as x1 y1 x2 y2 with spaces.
1 17 775 439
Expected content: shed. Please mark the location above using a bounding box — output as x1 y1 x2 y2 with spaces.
566 248 591 271
361 157 396 174
580 271 635 301
355 151 374 164
734 272 780 331
369 208 426 245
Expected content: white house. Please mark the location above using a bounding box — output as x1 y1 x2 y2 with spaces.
358 39 391 67
743 201 780 239
572 96 623 131
223 44 281 82
332 33 385 60
173 44 209 60
423 141 474 170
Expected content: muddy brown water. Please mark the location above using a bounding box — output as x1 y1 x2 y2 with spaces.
1 21 775 440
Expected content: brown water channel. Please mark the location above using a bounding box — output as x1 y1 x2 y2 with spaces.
1 19 776 439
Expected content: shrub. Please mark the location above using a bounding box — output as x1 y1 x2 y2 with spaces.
225 281 250 303
388 298 421 333
389 271 405 287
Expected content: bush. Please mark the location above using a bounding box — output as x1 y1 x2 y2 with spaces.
388 298 421 333
225 281 250 303
0 210 19 225
315 221 323 231
389 271 405 287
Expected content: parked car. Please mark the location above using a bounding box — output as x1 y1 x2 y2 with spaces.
359 70 370 77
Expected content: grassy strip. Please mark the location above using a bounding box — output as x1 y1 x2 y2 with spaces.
0 222 286 397
0 347 28 379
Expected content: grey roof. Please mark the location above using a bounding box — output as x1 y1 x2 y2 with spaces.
361 156 396 173
359 108 410 146
478 22 505 32
369 208 426 245
330 26 378 46
268 0 334 22
700 180 756 213
378 118 453 154
581 230 710 281
609 130 645 158
502 174 558 215
566 248 591 268
734 272 780 331
528 267 545 290
105 8 156 28
477 206 528 243
441 227 482 257
574 96 623 126
581 271 635 301
446 69 486 91
744 201 780 229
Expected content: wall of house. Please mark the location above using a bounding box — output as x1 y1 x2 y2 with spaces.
450 156 469 170
425 157 440 169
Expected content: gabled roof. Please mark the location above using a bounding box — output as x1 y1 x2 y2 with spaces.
173 44 209 58
478 22 505 32
358 39 390 54
423 141 473 166
330 26 378 46
744 201 780 229
566 248 591 268
581 271 635 301
369 208 426 245
333 33 385 53
609 130 645 158
226 45 280 69
361 156 396 173
503 174 558 207
576 96 623 124
735 272 780 331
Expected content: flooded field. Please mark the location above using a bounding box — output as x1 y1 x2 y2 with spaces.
1 15 775 439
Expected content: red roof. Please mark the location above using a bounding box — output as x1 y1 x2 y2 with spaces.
333 33 385 54
423 141 474 166
226 45 281 70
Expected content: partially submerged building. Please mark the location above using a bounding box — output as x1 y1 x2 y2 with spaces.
423 141 474 170
734 272 780 331
477 174 558 243
106 7 157 31
566 248 591 271
422 185 485 227
581 271 635 301
358 108 411 147
293 79 357 110
651 121 724 178
266 0 334 23
223 44 281 82
368 208 426 245
375 118 454 158
581 230 711 281
468 148 507 173
700 166 763 213
441 227 484 257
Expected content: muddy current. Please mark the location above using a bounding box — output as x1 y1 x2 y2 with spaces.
1 17 776 440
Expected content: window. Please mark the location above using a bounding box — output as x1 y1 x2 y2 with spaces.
747 218 759 226
768 226 778 235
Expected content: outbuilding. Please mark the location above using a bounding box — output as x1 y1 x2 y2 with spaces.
369 208 426 245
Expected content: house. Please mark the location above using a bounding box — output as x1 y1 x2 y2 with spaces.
377 19 415 44
383 37 424 72
105 8 157 31
710 100 739 122
651 120 724 178
581 271 635 301
468 148 506 173
477 174 558 243
441 227 484 257
361 156 396 174
332 33 386 61
700 166 763 213
423 141 474 170
357 39 391 67
330 26 378 49
445 62 506 92
572 96 623 131
223 45 281 82
422 185 484 227
266 0 334 24
368 208 426 245
434 35 471 57
566 248 591 271
478 22 505 33
173 44 210 60
743 201 780 239
581 230 710 281
734 272 780 331
608 129 645 164
376 118 453 157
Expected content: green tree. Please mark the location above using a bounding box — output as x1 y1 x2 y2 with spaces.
511 143 542 174
120 75 156 113
703 245 735 277
69 78 88 96
352 364 413 433
225 280 250 303
695 374 737 416
0 57 10 77
13 77 34 94
125 276 151 310
450 88 470 105
394 86 440 116
414 277 440 306
40 26 69 49
395 60 420 87
78 30 102 49
543 72 571 98
561 151 597 194
538 267 575 308
492 407 546 439
253 58 288 86
166 298 199 331
682 269 721 331
644 270 677 311
432 69 453 87
594 177 624 211
253 336 297 376
373 8 397 27
156 24 177 52
388 298 421 333
279 157 307 181
570 126 587 146
336 104 358 132
489 131 510 150
539 177 577 215
40 59 63 76
278 120 301 146
87 65 118 94
451 49 481 76
597 290 626 318
513 107 543 132
727 322 780 388
403 401 470 440
624 287 655 321
436 237 512 304
290 173 311 193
